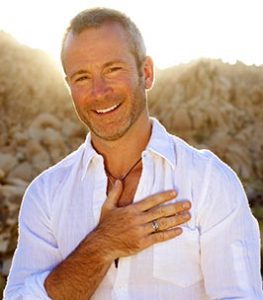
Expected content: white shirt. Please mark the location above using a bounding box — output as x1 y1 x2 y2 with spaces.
4 118 263 300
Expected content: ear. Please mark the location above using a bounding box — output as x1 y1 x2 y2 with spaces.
142 56 154 90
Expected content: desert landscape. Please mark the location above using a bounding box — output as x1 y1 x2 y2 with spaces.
0 31 262 295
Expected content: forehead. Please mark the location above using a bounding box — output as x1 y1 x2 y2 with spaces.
62 22 134 73
67 21 130 45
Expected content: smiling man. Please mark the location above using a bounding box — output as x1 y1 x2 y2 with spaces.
63 22 149 143
4 7 263 300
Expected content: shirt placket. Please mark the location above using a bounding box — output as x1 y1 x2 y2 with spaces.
112 152 152 299
92 155 108 225
112 257 131 299
133 151 152 203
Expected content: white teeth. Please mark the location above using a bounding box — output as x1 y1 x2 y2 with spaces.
96 104 118 114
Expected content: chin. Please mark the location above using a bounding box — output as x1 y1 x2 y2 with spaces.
93 126 129 141
91 119 133 141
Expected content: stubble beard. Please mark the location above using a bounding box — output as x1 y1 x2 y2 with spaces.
79 80 147 142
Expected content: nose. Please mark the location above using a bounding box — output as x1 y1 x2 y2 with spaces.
90 75 111 99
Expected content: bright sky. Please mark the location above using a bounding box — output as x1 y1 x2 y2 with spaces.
0 0 263 70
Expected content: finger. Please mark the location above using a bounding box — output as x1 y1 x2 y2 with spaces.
103 180 123 210
143 201 191 222
135 190 177 212
145 227 183 247
145 212 191 234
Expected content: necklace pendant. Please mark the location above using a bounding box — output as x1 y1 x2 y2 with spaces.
105 157 142 183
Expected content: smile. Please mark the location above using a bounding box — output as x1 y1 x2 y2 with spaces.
95 104 120 114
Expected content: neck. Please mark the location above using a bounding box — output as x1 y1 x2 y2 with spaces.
91 112 151 178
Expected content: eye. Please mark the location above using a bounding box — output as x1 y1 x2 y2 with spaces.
106 67 122 74
75 76 89 82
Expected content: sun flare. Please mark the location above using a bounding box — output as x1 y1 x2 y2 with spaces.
0 0 263 70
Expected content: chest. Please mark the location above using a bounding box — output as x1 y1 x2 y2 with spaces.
52 157 196 258
107 169 142 207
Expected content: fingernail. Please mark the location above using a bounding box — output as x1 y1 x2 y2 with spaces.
175 228 182 234
170 191 177 197
182 202 190 209
115 180 121 186
182 212 190 219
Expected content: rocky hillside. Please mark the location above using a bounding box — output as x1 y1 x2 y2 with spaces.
0 32 262 293
0 32 85 294
148 59 263 198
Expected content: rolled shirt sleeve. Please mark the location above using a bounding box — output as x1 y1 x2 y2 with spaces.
3 175 60 299
198 157 263 299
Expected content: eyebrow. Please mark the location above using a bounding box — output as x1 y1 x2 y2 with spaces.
103 60 124 68
69 60 125 80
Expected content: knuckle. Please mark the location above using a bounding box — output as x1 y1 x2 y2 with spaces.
158 206 166 216
136 224 145 237
158 218 167 229
124 205 136 217
129 204 140 215
158 193 166 201
172 203 182 213
176 214 185 223
151 210 159 220
178 212 191 222
154 193 166 204
155 231 165 242
155 228 180 243
147 208 159 220
162 230 174 241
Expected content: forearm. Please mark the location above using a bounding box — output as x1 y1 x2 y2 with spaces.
44 230 113 300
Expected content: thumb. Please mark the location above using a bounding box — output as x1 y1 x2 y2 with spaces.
104 179 123 210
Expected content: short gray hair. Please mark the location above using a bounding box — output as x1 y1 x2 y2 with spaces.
61 7 146 70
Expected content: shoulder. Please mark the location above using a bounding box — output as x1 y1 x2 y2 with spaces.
169 133 245 202
169 133 216 172
19 142 86 222
23 142 86 203
172 133 237 173
168 134 251 232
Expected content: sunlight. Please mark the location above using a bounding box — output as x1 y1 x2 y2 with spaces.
0 0 262 70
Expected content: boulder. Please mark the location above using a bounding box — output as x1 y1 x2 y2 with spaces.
0 154 17 174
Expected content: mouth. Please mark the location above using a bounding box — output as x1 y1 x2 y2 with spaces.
94 103 121 115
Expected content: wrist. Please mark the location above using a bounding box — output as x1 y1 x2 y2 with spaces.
82 227 117 264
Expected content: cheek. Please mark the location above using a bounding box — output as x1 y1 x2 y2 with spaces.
71 87 89 107
113 72 138 89
117 79 139 97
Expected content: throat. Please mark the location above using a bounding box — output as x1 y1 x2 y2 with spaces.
105 157 142 183
107 170 142 207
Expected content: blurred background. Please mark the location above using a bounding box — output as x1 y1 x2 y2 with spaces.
0 0 262 296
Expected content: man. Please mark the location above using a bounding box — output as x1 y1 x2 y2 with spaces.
4 7 263 300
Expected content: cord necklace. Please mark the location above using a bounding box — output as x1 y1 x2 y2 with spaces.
105 156 142 268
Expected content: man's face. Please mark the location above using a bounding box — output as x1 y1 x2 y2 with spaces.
63 22 153 141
